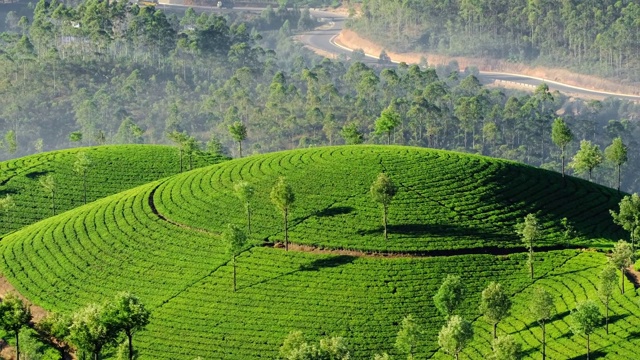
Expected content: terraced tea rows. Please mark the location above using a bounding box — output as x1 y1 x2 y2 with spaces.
0 145 224 235
0 146 633 359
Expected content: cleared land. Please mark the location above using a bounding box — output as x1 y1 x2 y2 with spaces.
0 146 636 359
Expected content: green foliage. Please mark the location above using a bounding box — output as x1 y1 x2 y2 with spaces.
570 300 601 340
433 275 464 318
69 131 83 143
491 335 521 360
479 282 511 339
530 286 555 325
4 130 17 154
610 193 640 248
570 140 603 181
370 173 397 240
68 303 117 359
551 118 573 176
234 181 255 235
0 294 32 360
375 106 401 145
438 315 473 359
107 292 150 360
228 121 248 158
598 265 617 334
279 331 350 360
271 176 295 250
604 137 628 191
515 214 539 279
395 314 420 359
340 123 363 145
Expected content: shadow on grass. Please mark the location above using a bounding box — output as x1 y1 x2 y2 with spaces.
626 330 640 340
358 223 511 240
568 350 606 359
25 170 50 180
0 188 18 196
524 310 571 329
608 313 629 324
301 255 355 271
314 206 354 218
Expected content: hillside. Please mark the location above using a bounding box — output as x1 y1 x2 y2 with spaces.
0 145 225 236
0 146 636 359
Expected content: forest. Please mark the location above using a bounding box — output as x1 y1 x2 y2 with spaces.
350 0 640 83
0 0 639 192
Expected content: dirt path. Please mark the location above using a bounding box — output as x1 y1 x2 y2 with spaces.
625 265 640 289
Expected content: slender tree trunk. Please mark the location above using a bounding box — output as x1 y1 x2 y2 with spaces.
455 352 459 360
247 206 251 236
621 267 625 294
586 334 590 360
606 302 609 334
238 141 243 158
383 205 388 240
561 147 565 177
529 249 534 280
179 149 183 173
588 169 592 182
127 329 133 360
617 164 621 192
233 255 237 292
387 131 391 145
15 331 19 360
284 208 288 251
542 321 546 360
493 322 497 339
83 175 87 204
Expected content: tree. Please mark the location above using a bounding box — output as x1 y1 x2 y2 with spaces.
222 224 248 292
438 315 473 360
375 106 401 145
228 121 247 158
279 331 350 360
570 300 601 360
183 136 200 171
107 292 150 360
234 181 255 235
0 195 15 220
515 213 540 280
569 140 603 181
492 335 521 360
604 137 628 191
68 303 117 360
370 173 397 240
530 286 554 360
69 131 83 143
73 151 92 205
4 130 17 154
340 123 363 145
395 314 420 359
40 174 56 215
551 117 573 177
433 275 464 318
0 294 32 360
36 312 72 359
610 194 640 251
609 240 633 294
167 130 189 173
270 177 295 251
479 282 511 339
598 265 617 335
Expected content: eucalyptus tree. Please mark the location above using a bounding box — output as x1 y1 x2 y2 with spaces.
270 177 295 251
375 105 401 145
530 286 554 360
438 315 473 360
395 314 420 359
570 300 601 360
222 224 248 292
228 121 248 158
0 294 32 360
598 265 617 334
73 151 92 204
40 174 56 215
570 140 603 181
551 117 573 177
433 275 464 318
604 137 628 191
370 173 397 240
340 123 364 145
234 181 255 235
515 213 540 280
167 130 189 173
107 292 150 360
480 282 511 339
610 194 640 251
609 240 633 294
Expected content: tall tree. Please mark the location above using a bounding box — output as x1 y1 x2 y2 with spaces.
604 137 628 191
167 130 189 173
370 173 397 240
492 335 521 360
107 292 150 360
433 275 464 318
598 265 617 335
4 130 17 155
375 105 401 145
551 117 573 177
609 240 633 294
438 315 473 360
395 314 420 359
479 282 512 339
39 174 56 215
340 123 364 145
530 286 554 360
222 224 248 292
610 194 640 251
0 294 32 360
68 303 117 360
270 176 295 251
228 121 247 158
515 213 540 280
234 181 255 236
570 300 601 360
73 151 92 205
569 140 603 181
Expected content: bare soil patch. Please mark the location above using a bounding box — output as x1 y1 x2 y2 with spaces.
0 275 47 322
335 29 640 96
625 265 640 289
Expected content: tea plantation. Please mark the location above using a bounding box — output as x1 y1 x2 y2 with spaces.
0 146 638 359
0 145 225 236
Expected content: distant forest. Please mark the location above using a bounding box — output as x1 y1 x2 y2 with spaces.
0 0 639 192
350 0 640 83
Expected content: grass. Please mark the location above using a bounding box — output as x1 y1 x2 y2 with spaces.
0 145 225 236
0 145 635 359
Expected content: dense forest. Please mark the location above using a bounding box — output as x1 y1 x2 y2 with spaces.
350 0 640 83
0 0 639 192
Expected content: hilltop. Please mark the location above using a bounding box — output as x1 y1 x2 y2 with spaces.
0 145 225 236
0 146 636 359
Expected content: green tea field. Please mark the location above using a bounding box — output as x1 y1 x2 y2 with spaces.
0 146 637 359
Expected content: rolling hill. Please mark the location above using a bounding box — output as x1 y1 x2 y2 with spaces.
0 145 225 236
0 146 636 359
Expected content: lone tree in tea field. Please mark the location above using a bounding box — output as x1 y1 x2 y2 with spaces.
433 275 464 318
73 151 92 204
270 177 295 251
438 315 473 360
570 300 601 360
570 140 603 181
395 314 420 359
530 286 554 360
609 240 634 294
598 265 617 334
234 181 255 235
479 282 511 339
604 137 628 192
0 294 32 360
370 173 397 240
551 117 573 177
167 130 189 173
107 292 150 360
222 224 248 292
228 121 247 158
492 335 521 360
39 174 57 215
515 213 540 280
610 193 640 251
